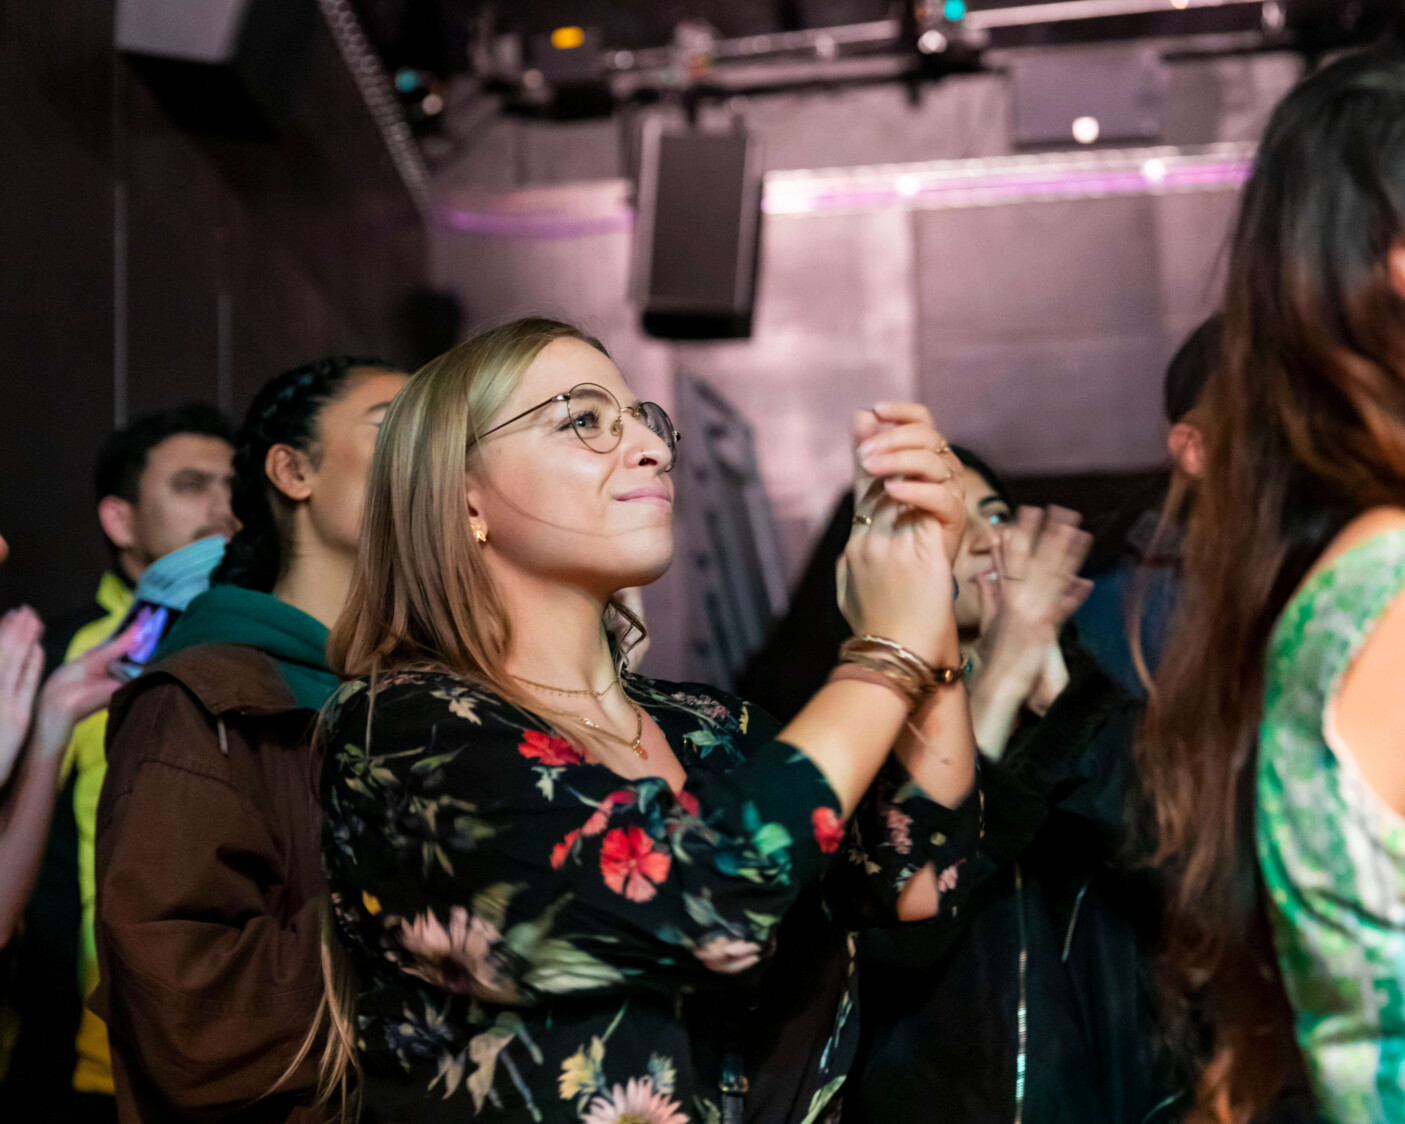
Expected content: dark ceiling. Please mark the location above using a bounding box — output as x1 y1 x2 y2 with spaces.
353 0 1405 84
354 0 900 74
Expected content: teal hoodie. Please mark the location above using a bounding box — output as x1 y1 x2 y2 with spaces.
153 585 338 709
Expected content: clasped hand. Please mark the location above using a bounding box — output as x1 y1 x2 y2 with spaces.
972 506 1093 719
836 402 966 667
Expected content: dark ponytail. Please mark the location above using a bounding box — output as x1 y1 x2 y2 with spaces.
214 355 393 592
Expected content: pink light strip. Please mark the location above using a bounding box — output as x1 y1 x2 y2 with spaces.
767 159 1252 213
433 150 1253 239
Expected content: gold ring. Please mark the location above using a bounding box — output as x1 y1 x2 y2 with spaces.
935 439 952 455
852 514 873 526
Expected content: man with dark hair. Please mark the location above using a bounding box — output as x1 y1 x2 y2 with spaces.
91 403 238 597
5 404 235 1124
1072 315 1220 696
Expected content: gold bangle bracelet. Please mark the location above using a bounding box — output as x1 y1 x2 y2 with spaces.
838 635 965 698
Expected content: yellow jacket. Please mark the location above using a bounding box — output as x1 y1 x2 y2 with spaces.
63 571 131 1096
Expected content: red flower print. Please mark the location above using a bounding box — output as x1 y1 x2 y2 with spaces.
812 806 845 854
675 790 700 817
518 730 583 767
600 827 672 902
551 829 581 869
583 790 636 837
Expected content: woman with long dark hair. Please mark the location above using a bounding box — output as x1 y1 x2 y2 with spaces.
1139 49 1405 1123
312 317 982 1123
91 356 407 1124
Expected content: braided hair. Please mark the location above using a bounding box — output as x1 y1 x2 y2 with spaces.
214 355 394 592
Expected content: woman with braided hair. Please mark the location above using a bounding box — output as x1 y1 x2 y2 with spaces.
89 356 408 1124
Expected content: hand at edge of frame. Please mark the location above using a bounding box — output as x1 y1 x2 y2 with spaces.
0 607 45 786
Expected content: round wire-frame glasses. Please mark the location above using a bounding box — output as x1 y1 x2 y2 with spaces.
481 382 681 471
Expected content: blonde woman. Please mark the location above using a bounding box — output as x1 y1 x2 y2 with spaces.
317 318 980 1124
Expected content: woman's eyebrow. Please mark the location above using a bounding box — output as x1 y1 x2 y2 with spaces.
977 496 1008 509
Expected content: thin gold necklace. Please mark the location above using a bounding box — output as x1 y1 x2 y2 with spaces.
514 671 621 699
580 700 647 760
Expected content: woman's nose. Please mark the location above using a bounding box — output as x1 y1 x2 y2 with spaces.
968 520 995 553
621 411 670 467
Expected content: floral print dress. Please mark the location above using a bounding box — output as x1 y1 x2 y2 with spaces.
1258 529 1405 1124
321 670 979 1124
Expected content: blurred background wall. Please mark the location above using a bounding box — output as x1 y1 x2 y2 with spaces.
0 1 428 623
426 51 1300 678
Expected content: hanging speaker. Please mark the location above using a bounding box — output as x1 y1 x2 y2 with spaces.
116 0 319 138
633 118 763 340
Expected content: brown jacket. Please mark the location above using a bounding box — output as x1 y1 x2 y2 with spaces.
92 645 328 1124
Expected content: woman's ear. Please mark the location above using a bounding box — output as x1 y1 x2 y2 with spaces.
465 473 484 523
1167 421 1205 478
265 444 315 503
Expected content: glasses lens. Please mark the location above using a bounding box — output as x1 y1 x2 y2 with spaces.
635 402 678 451
565 385 619 451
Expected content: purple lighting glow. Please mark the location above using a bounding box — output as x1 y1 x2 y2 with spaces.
433 143 1255 239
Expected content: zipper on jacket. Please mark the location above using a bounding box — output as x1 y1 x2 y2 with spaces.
1061 879 1092 963
1013 861 1028 1124
217 716 229 755
1140 1091 1186 1124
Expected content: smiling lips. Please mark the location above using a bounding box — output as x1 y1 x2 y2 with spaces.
615 487 672 507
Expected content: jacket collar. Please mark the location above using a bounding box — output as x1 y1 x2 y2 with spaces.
142 643 308 718
96 570 134 617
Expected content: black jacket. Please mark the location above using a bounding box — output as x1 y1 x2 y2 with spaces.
846 645 1182 1124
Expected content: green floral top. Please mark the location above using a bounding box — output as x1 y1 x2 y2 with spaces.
1258 529 1405 1124
321 670 978 1124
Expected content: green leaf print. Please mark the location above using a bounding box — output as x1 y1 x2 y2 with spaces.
432 1046 468 1099
648 1053 678 1096
522 939 626 994
473 882 520 931
752 822 794 858
465 1025 515 1109
534 766 563 802
412 750 462 775
694 1096 722 1124
743 910 780 932
799 1076 847 1124
683 890 727 929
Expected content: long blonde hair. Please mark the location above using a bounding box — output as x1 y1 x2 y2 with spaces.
285 316 646 1118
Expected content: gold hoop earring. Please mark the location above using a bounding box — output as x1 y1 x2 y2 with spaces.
472 522 488 545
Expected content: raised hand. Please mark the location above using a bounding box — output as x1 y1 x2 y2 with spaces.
853 402 967 563
29 623 141 762
0 607 45 787
840 403 966 666
969 506 1093 755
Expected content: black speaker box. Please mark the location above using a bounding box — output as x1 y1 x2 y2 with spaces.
633 121 763 340
116 0 319 138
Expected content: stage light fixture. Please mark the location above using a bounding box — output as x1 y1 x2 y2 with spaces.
918 29 950 53
551 26 586 50
1072 115 1101 143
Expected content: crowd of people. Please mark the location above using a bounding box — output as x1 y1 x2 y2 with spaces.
1 46 1403 1124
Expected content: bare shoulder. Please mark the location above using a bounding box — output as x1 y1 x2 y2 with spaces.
1309 506 1405 580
